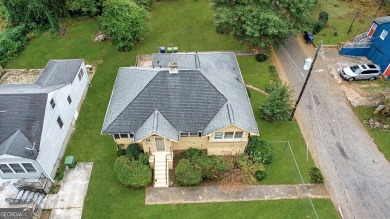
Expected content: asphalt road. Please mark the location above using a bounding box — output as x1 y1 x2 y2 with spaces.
276 37 390 219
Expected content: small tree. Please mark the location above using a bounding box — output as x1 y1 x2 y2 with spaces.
99 0 147 51
245 137 275 165
115 156 152 188
309 167 324 183
259 82 293 122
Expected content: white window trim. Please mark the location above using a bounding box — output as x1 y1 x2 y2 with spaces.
0 163 38 174
212 131 245 141
57 116 64 130
113 133 133 140
50 98 56 109
180 131 200 137
67 95 72 105
380 30 388 40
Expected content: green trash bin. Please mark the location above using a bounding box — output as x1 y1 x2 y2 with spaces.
173 47 178 53
167 47 173 53
64 155 77 168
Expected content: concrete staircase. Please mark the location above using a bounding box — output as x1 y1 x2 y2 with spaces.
154 152 169 187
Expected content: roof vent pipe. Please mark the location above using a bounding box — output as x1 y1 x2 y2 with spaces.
169 62 179 74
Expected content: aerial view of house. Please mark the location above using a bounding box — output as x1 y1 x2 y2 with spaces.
102 52 258 186
340 16 390 79
0 60 89 180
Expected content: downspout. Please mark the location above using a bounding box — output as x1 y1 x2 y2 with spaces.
36 159 55 183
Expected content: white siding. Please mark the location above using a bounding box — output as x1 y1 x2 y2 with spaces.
36 63 89 178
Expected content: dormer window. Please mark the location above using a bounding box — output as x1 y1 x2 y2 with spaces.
50 98 56 109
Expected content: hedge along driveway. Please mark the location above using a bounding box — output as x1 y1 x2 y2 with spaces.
6 1 336 218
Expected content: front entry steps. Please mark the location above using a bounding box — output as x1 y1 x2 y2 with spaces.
153 152 171 187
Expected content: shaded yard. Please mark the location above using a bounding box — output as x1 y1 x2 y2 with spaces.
6 0 337 218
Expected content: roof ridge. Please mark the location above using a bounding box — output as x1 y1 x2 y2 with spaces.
153 110 159 133
227 103 235 124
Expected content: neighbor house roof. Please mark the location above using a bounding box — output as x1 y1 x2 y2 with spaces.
374 16 390 25
102 52 259 139
0 59 84 159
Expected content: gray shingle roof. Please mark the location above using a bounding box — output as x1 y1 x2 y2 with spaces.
134 110 178 142
36 59 83 86
102 52 259 139
374 16 390 24
0 93 47 159
0 59 84 159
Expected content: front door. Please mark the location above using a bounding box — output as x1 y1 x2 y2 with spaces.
155 138 165 152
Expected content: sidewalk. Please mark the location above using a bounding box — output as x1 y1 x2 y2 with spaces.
146 184 328 205
43 162 93 219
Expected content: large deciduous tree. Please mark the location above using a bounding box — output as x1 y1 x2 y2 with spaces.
212 0 316 52
0 0 66 31
99 0 147 51
66 0 104 16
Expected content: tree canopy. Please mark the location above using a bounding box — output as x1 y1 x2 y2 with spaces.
212 0 317 51
99 0 148 51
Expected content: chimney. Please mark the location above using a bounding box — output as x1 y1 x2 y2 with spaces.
169 62 179 74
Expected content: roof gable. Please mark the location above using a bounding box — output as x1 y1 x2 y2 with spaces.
135 110 178 141
0 93 47 159
0 130 37 159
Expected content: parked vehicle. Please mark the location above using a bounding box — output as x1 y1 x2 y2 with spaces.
304 32 314 44
340 64 382 81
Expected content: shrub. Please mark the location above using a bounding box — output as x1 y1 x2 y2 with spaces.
126 143 142 159
117 148 126 157
313 11 329 35
255 169 268 181
259 82 293 122
255 54 268 62
245 137 275 165
0 25 29 66
135 0 154 10
138 152 149 165
115 156 152 188
233 153 251 169
66 0 104 16
175 159 202 186
194 155 231 180
180 148 206 160
99 0 147 51
309 167 324 183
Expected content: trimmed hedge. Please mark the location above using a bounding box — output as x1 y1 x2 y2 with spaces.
175 159 202 186
179 147 206 160
115 156 152 188
0 25 29 66
195 155 231 180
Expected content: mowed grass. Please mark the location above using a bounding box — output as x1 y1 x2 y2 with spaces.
312 0 390 45
354 106 390 161
237 56 272 91
6 0 337 218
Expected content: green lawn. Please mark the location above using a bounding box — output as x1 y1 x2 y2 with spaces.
354 106 390 160
237 56 272 91
6 0 337 218
312 0 390 45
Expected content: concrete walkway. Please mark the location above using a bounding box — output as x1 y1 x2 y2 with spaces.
245 84 268 96
146 184 328 205
43 162 93 219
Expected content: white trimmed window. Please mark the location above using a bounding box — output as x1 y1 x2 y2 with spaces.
180 132 200 137
67 95 72 105
78 69 85 81
114 133 134 139
380 30 388 40
50 98 56 109
57 116 64 129
0 164 13 173
213 131 244 140
0 163 38 174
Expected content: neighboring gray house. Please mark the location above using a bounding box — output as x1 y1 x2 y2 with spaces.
0 60 89 180
102 52 258 187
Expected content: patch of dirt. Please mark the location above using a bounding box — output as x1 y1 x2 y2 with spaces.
93 31 111 42
0 69 43 84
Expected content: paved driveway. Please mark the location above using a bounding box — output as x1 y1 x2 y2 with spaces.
276 37 390 218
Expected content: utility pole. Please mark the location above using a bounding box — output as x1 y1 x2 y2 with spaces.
289 43 322 121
